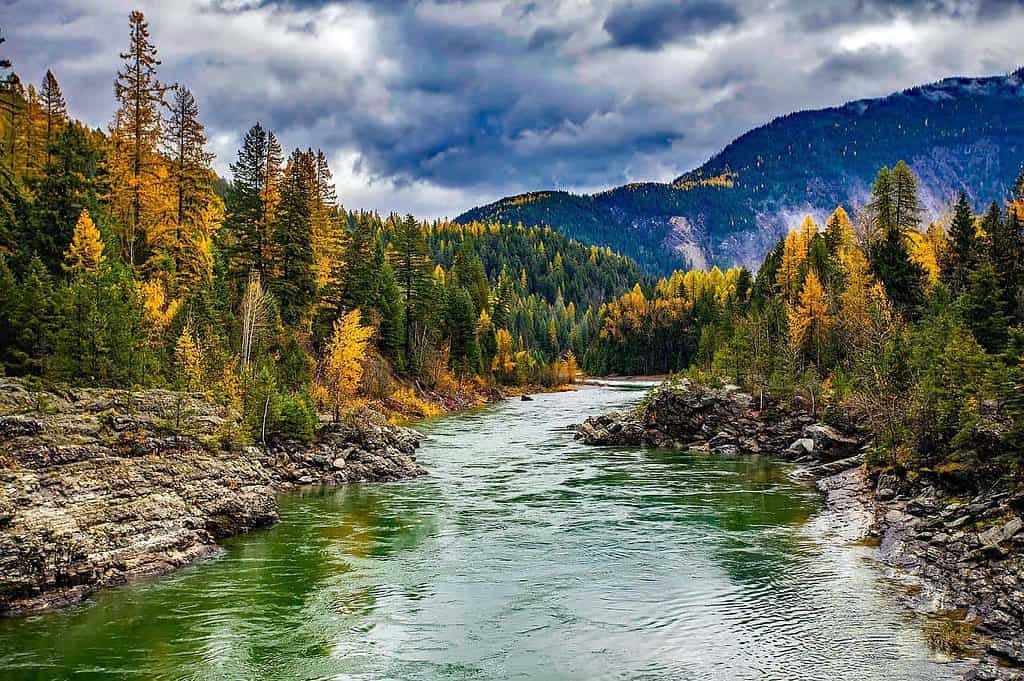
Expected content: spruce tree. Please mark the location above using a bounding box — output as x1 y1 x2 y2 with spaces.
28 123 105 270
985 200 1022 323
225 123 275 279
390 213 433 372
867 164 926 317
962 258 1009 353
39 70 66 166
272 148 316 325
941 192 976 295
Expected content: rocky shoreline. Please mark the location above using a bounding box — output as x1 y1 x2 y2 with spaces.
575 378 1023 681
0 378 425 615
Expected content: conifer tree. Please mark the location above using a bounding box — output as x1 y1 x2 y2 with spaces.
27 122 105 269
39 70 66 167
110 10 174 265
390 213 433 371
867 164 926 317
224 123 279 279
318 308 373 422
962 258 1009 353
64 209 105 273
445 283 481 376
161 86 218 287
272 148 316 324
984 200 1022 323
941 192 977 295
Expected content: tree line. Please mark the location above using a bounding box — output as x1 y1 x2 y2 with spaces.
0 14 642 442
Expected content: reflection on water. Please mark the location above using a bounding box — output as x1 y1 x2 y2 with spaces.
0 384 965 680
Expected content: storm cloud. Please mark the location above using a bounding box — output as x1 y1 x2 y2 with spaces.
3 0 1023 217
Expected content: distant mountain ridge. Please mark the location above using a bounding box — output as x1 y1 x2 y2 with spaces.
456 69 1024 272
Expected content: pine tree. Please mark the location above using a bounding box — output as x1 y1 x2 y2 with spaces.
962 257 1009 353
64 209 105 273
867 164 926 317
445 284 481 376
941 192 977 295
39 70 66 167
110 10 174 266
160 86 218 288
27 122 105 270
390 213 433 371
272 148 316 325
224 123 278 279
984 200 1022 323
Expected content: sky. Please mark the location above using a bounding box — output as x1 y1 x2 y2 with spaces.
3 0 1024 218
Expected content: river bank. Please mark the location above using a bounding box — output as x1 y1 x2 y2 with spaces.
575 378 1024 681
0 377 427 615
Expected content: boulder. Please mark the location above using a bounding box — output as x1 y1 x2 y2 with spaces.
787 438 815 456
802 423 861 460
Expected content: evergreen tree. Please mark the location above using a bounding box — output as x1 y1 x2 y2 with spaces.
39 69 66 167
962 258 1009 353
390 213 433 372
224 123 277 279
940 192 977 295
445 284 481 376
867 164 926 317
5 257 54 375
272 149 316 325
160 86 217 288
984 200 1022 323
26 122 105 270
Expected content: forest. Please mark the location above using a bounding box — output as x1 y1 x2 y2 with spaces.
1 14 1022 487
590 160 1024 489
0 14 649 440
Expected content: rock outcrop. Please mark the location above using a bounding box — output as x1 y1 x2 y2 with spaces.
0 379 424 614
872 479 1024 680
575 379 862 462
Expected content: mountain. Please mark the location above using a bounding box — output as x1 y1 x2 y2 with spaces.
456 69 1024 272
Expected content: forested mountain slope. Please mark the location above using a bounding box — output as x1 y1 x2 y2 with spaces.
457 69 1024 272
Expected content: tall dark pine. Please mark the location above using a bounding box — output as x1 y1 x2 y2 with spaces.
390 214 433 372
941 192 977 295
272 149 316 325
867 163 926 317
225 123 271 278
983 200 1022 323
39 70 66 167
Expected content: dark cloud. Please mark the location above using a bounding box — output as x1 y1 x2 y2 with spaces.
794 0 1024 31
603 0 742 49
3 0 1023 217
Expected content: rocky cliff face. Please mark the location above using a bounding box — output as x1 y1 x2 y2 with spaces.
0 379 424 614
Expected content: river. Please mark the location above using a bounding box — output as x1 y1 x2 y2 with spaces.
0 383 966 680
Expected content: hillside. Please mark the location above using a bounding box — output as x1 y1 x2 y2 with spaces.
457 70 1024 271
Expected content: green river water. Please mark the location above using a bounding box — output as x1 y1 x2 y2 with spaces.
0 383 966 680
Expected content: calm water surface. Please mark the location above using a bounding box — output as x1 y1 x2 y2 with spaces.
0 384 965 680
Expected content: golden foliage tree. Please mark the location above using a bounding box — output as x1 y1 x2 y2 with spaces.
318 308 374 421
175 323 205 392
109 10 174 265
789 269 831 366
63 209 105 273
492 328 516 379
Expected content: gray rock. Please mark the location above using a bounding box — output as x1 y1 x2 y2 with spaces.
787 438 815 456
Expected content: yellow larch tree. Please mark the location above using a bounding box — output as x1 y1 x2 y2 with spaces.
175 323 205 392
777 216 818 301
789 269 831 366
824 206 854 254
63 209 105 273
492 328 516 379
318 309 374 421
